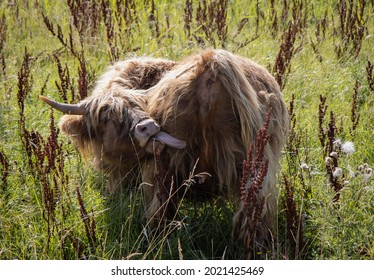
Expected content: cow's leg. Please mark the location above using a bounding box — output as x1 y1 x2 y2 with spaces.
105 167 128 194
141 159 177 232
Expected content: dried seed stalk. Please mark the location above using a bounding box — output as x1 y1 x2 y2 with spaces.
239 111 271 258
282 173 304 258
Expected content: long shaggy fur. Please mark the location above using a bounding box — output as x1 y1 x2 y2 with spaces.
143 50 289 245
57 50 289 250
59 57 175 192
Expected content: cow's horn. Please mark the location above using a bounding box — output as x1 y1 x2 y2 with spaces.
39 96 86 115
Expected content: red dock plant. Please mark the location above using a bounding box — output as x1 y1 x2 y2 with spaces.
236 111 271 258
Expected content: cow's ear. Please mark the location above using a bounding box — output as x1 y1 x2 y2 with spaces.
59 115 88 139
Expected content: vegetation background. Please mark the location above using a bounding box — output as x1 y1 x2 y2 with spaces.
0 0 373 260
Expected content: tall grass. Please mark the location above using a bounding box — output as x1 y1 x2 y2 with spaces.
0 0 373 259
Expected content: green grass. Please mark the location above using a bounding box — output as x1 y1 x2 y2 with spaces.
0 0 373 260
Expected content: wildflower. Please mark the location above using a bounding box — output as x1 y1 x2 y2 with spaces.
333 167 343 178
333 139 342 147
343 180 350 185
300 163 309 170
341 141 355 155
357 165 364 172
325 157 332 164
330 152 338 159
363 163 369 169
364 168 372 182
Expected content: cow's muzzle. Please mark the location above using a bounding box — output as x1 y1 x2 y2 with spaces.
134 119 161 147
135 119 187 153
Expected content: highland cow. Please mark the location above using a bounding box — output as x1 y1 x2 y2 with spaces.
40 49 289 251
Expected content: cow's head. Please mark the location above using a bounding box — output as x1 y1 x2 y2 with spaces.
39 93 186 172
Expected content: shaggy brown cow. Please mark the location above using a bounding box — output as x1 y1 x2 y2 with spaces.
40 56 182 189
40 49 289 250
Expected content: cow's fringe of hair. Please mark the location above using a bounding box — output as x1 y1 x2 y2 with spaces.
82 90 147 134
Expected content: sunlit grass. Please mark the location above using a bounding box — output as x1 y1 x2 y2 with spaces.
0 0 373 260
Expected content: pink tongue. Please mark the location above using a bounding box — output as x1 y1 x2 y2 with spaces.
152 131 186 149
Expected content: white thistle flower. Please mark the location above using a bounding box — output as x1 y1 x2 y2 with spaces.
330 152 338 159
341 141 355 155
333 167 343 178
325 157 332 164
300 163 309 170
333 139 342 147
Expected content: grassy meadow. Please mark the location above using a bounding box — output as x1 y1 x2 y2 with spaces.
0 0 373 260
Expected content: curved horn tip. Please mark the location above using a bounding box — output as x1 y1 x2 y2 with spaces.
39 95 49 102
39 95 55 106
38 95 86 115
